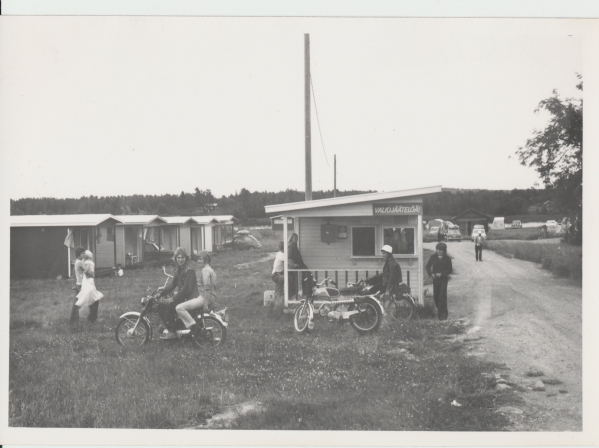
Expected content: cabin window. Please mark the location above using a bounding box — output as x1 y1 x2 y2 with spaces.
352 227 376 256
383 227 415 255
106 226 115 242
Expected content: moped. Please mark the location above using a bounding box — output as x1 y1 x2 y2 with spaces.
350 274 416 320
293 275 385 334
115 267 228 348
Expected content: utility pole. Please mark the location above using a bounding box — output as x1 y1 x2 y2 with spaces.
304 33 312 201
334 154 337 197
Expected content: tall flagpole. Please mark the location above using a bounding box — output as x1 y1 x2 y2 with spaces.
305 34 312 201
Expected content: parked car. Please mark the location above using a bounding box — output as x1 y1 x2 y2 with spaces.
428 226 440 235
223 234 262 250
546 220 558 227
471 225 486 241
143 242 175 262
446 227 462 242
511 220 522 229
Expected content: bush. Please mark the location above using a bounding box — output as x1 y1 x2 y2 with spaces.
486 241 582 281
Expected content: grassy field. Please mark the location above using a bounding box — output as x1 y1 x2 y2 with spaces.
487 227 545 241
10 232 517 430
486 240 582 281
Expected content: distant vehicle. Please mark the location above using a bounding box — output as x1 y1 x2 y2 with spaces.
223 234 262 250
428 226 440 236
511 220 522 229
471 225 486 241
143 242 175 262
236 230 250 235
546 220 558 227
446 227 462 242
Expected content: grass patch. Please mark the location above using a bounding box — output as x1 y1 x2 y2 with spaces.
487 227 545 241
486 241 581 281
10 247 517 430
543 378 563 385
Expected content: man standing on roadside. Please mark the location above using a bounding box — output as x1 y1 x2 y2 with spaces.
70 246 86 324
271 241 286 308
426 242 453 321
474 232 484 261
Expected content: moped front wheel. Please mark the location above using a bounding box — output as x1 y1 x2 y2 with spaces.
294 302 312 333
349 298 382 334
191 317 226 349
115 317 151 346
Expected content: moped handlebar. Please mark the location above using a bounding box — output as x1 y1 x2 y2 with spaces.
162 266 174 278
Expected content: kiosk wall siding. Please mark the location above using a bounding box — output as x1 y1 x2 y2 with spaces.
299 216 419 270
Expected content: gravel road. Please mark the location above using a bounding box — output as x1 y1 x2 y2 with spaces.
424 241 582 431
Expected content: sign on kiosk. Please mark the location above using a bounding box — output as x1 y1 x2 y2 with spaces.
373 203 422 215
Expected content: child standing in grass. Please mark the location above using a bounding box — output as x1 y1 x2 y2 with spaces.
426 242 453 321
75 250 103 322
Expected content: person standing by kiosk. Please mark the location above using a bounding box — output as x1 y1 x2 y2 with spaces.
381 244 402 299
426 242 453 321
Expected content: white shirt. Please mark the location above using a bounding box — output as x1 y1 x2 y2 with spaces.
272 251 285 274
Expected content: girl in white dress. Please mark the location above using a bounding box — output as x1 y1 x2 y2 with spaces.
75 250 104 315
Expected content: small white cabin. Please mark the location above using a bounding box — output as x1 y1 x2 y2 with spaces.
265 186 442 308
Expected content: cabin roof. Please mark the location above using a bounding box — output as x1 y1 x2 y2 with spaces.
10 214 121 227
113 215 165 225
212 215 238 223
161 216 194 225
451 208 494 222
190 216 220 224
264 186 442 214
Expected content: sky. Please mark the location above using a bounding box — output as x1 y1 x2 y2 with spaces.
0 17 585 200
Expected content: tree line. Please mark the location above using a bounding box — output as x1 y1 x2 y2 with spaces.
11 186 556 221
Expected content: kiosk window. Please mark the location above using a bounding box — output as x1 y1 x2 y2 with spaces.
352 227 375 256
383 228 415 255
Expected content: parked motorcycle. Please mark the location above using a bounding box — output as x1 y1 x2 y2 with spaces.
353 274 416 320
293 275 385 334
115 267 228 348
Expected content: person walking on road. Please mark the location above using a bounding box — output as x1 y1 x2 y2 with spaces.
426 242 453 321
271 241 286 308
474 233 484 261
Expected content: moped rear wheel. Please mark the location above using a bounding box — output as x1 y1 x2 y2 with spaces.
388 296 414 320
191 317 226 349
115 317 151 346
294 302 311 333
349 298 382 334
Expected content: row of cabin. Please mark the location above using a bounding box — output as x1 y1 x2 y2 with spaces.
10 214 237 279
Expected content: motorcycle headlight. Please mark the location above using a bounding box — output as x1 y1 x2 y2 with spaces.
141 296 149 305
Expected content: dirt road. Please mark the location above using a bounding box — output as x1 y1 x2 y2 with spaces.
424 241 582 431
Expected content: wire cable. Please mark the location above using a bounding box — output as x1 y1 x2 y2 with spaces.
310 75 330 168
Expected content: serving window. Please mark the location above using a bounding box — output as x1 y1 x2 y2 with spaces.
383 227 415 255
352 227 376 256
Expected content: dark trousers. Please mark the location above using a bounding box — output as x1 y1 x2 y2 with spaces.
88 300 100 322
475 244 483 261
272 272 285 308
70 285 81 323
433 277 449 320
158 301 178 331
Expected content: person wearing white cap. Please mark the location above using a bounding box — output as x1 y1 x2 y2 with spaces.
381 244 402 301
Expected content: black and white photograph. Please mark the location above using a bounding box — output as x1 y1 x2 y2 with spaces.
1 3 598 446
